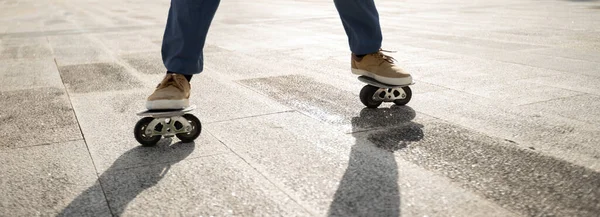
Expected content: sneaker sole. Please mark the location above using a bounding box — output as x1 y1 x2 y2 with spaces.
146 99 189 110
352 68 412 86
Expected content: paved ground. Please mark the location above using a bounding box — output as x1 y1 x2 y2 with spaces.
1 0 600 216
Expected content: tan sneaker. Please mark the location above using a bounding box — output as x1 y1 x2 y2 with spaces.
351 49 412 86
146 73 190 110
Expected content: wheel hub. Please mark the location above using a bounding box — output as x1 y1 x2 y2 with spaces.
373 87 407 102
145 116 193 137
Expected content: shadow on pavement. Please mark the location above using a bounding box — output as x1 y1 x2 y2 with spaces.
57 139 195 217
328 106 424 217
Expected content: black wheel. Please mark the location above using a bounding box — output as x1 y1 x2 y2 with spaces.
176 114 202 143
360 85 383 108
134 117 161 147
393 86 412 106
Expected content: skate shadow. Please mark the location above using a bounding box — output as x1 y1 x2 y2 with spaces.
328 106 424 217
57 138 195 216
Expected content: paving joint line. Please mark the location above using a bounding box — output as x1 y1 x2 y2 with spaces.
47 24 116 216
205 129 319 215
204 110 296 124
0 139 85 153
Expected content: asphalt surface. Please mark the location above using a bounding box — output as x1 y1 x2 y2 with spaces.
1 0 600 216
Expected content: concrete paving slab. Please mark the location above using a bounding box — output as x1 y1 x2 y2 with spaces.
121 52 165 75
206 111 519 216
136 28 168 45
404 56 565 91
52 46 116 66
411 90 600 171
224 70 600 216
212 1 335 25
67 90 153 143
462 80 584 105
521 73 600 95
358 118 600 216
393 160 520 217
386 34 600 78
496 52 600 78
525 47 600 63
407 28 553 48
243 47 451 94
67 78 289 143
67 81 291 174
93 32 159 54
42 19 79 32
0 87 81 149
0 58 64 92
99 152 310 216
83 131 230 175
206 23 335 53
4 21 42 35
58 62 143 93
0 140 110 217
378 41 561 78
0 42 52 59
521 94 600 125
240 74 445 133
121 45 229 76
190 74 292 123
211 106 600 215
256 17 344 36
79 8 139 27
48 35 116 66
387 120 600 217
238 74 367 131
227 46 451 106
401 31 547 51
229 48 363 89
203 51 300 81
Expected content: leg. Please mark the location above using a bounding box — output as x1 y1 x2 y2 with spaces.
333 0 382 55
162 0 221 75
146 0 220 110
334 0 412 86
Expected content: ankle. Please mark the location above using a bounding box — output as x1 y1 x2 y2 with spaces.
167 71 192 82
353 54 367 62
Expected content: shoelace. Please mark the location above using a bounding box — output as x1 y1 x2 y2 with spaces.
376 49 398 64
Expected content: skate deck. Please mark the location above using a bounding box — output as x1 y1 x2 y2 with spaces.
136 105 196 118
358 75 414 88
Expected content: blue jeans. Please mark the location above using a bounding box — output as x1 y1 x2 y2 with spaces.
161 0 382 75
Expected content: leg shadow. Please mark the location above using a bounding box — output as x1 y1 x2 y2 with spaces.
57 139 195 217
328 106 424 217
